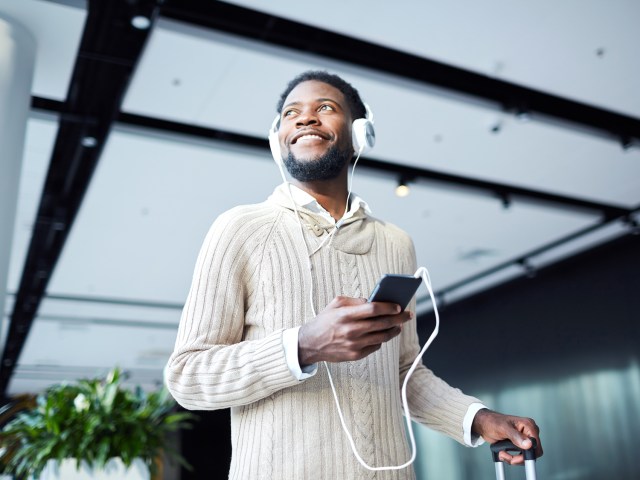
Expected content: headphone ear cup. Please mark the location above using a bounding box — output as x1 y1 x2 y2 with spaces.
352 118 376 154
269 116 283 167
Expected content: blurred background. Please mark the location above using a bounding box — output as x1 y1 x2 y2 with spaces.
1 0 638 478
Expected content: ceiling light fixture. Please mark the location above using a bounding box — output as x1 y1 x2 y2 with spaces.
518 258 536 279
131 15 151 30
624 216 640 235
620 136 633 151
395 177 410 197
436 293 447 311
516 108 531 122
498 192 511 209
81 136 97 148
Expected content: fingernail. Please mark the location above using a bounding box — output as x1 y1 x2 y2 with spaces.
522 439 532 448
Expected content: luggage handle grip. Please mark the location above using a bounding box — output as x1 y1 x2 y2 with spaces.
490 437 538 463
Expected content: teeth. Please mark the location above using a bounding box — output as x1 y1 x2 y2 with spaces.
297 134 323 142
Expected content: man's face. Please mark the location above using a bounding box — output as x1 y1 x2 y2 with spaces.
278 80 354 181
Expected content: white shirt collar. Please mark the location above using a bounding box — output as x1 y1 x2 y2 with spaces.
286 183 371 225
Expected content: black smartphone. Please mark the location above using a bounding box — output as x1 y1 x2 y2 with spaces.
367 274 422 311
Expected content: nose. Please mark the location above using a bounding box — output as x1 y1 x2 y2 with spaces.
296 108 320 127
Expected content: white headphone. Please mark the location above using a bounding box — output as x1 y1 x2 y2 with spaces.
268 103 375 167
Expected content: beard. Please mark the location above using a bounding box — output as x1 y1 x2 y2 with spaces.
284 144 352 182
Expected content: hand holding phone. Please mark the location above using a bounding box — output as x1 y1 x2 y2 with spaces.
368 274 421 311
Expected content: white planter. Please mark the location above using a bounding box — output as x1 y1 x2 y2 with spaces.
37 458 149 480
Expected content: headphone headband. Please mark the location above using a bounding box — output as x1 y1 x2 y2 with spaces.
268 102 375 167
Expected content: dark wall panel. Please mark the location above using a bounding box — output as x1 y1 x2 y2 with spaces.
416 233 640 480
419 234 640 390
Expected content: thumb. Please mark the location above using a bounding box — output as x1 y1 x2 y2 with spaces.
515 435 532 450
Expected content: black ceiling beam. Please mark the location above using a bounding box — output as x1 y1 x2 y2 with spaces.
115 112 632 220
354 159 631 220
160 0 640 146
0 0 160 398
117 106 637 219
32 96 630 219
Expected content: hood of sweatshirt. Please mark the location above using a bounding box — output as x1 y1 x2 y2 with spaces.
267 183 376 255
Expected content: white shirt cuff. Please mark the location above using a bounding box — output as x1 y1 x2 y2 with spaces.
463 403 489 447
282 326 318 380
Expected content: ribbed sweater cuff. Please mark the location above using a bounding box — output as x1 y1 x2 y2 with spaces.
409 380 481 445
254 329 301 391
435 395 480 444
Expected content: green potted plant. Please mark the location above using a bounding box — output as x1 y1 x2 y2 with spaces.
0 368 194 479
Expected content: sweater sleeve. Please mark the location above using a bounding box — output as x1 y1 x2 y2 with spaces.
397 237 482 445
165 208 301 410
399 326 481 445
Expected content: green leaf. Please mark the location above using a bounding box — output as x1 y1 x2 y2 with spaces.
101 384 118 413
95 436 111 468
0 368 195 477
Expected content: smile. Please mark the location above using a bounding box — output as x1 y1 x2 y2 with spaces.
295 134 325 143
291 129 330 144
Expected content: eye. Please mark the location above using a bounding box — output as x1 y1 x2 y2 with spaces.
318 104 335 112
283 109 296 118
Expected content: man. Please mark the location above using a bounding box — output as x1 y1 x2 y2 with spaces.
166 71 542 479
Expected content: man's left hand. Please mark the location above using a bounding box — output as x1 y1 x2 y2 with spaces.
472 409 543 465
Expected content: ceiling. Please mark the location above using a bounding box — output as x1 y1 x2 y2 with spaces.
1 0 639 396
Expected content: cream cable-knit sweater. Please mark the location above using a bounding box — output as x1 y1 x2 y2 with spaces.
166 184 481 480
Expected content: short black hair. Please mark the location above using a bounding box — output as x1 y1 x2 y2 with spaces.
276 70 367 120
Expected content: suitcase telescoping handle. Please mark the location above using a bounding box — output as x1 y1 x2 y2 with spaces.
490 437 538 480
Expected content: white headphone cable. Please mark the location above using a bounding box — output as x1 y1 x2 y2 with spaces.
275 141 435 471
278 145 365 324
322 266 440 471
318 144 364 251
